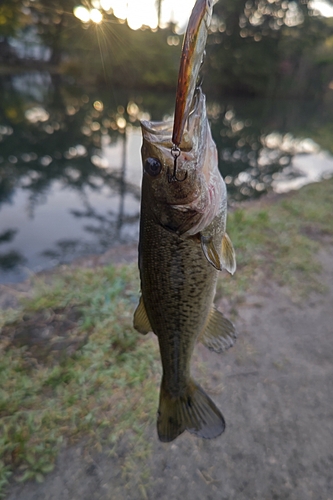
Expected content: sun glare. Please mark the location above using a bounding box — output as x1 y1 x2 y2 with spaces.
310 0 333 17
90 8 103 23
127 0 158 30
159 0 196 30
73 5 103 23
110 0 127 20
100 0 113 10
74 0 197 30
73 6 90 23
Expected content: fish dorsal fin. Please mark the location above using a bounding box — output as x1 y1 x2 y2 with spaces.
200 235 222 270
200 233 236 274
221 233 236 275
133 296 152 335
198 307 237 353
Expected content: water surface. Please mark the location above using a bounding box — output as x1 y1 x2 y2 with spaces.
1 72 333 283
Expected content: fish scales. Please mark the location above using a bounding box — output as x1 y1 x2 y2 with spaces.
139 210 219 395
133 0 237 442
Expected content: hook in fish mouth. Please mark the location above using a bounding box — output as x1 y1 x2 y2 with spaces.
167 145 188 183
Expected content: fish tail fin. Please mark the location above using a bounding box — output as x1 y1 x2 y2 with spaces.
157 378 225 442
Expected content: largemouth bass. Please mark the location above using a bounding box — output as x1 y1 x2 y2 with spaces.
134 0 236 443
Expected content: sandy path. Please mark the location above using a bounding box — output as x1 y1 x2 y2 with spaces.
6 244 333 500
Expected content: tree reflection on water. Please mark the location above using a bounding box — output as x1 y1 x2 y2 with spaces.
0 71 333 281
209 97 325 200
0 229 26 271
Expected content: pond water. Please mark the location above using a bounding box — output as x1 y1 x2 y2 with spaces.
1 71 333 283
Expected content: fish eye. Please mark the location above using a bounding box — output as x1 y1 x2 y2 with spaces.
144 157 162 177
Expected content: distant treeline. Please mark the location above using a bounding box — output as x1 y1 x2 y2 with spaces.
1 0 333 98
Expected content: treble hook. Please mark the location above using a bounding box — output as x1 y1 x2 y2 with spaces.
167 145 188 183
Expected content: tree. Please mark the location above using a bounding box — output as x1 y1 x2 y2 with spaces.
205 0 332 97
156 0 163 27
24 0 80 65
0 0 29 63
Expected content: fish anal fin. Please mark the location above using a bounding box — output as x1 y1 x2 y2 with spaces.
200 235 222 271
199 307 237 353
133 296 152 335
157 378 225 442
222 233 236 275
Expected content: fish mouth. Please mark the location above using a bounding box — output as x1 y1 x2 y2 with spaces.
172 0 212 147
140 120 173 136
140 119 173 148
141 90 205 156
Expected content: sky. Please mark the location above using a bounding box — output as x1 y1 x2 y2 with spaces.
75 0 333 30
79 0 200 31
310 0 333 16
110 0 196 30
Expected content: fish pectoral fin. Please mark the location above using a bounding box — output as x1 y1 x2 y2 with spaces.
200 233 236 274
157 378 225 443
200 235 222 270
133 296 152 335
222 233 236 275
199 307 237 353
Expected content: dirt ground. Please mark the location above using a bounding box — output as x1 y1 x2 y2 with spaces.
4 241 333 500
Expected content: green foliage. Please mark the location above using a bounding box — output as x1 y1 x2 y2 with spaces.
312 126 333 154
0 179 333 494
23 0 79 65
0 0 26 38
218 178 333 301
205 0 333 97
1 0 333 96
0 264 160 495
61 21 181 89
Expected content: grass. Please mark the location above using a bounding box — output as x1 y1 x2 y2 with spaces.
0 265 161 496
0 178 333 496
218 179 333 303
